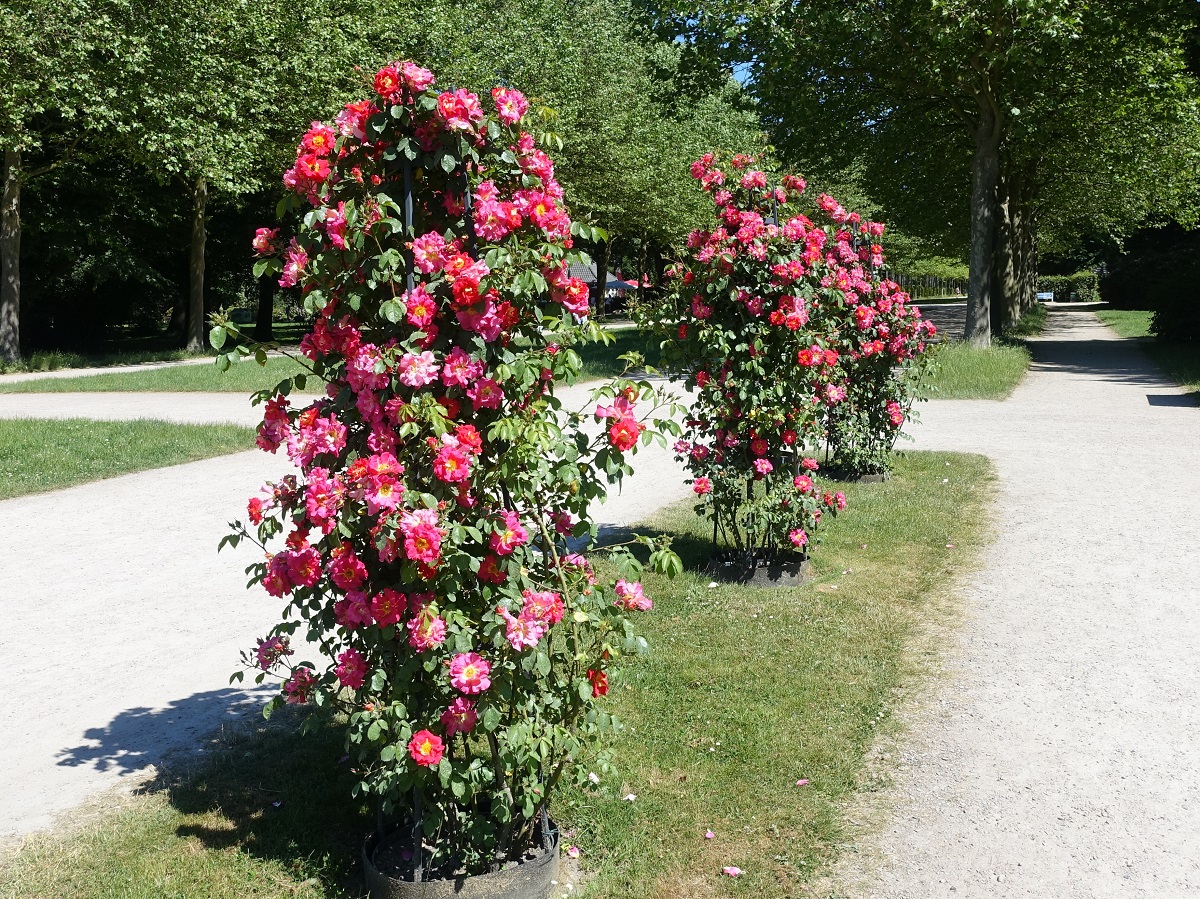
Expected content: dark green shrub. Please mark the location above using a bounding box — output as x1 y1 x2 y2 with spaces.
1037 271 1098 303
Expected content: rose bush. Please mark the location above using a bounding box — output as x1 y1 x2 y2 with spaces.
212 62 682 879
648 152 935 564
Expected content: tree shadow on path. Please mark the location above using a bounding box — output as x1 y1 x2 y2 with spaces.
56 686 275 774
1028 312 1200 396
58 688 371 896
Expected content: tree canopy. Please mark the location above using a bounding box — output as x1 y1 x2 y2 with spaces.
1 0 763 359
642 0 1200 341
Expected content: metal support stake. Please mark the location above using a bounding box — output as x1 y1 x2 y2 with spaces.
410 788 424 882
403 157 415 294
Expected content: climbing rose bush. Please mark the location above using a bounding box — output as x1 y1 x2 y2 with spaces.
215 61 681 878
652 153 934 560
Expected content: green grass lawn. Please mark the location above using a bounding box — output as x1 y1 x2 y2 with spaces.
3 330 666 394
0 419 255 499
577 328 666 380
1096 308 1200 393
0 451 994 898
0 347 208 375
1094 308 1152 339
0 356 316 394
921 304 1045 400
924 341 1031 399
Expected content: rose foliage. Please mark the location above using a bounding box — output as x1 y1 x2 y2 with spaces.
653 152 936 559
213 62 683 877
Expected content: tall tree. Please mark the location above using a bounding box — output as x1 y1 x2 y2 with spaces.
0 0 140 363
644 0 1200 344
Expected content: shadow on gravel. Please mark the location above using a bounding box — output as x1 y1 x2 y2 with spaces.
149 706 369 897
1147 393 1200 407
55 686 274 774
1029 338 1192 391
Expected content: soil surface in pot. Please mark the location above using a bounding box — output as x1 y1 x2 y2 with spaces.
706 550 812 587
373 831 553 882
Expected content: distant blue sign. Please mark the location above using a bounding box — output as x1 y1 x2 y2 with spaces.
1036 291 1054 302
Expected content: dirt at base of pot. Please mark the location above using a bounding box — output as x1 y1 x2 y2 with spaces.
706 550 812 587
824 466 892 484
364 823 560 899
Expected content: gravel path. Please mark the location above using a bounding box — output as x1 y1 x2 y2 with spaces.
834 310 1200 897
0 380 691 839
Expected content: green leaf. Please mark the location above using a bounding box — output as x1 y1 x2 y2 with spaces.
209 326 226 350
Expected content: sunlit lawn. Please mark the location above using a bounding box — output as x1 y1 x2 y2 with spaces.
0 418 255 499
0 356 315 394
1 329 667 394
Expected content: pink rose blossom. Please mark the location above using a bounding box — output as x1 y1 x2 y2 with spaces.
335 590 374 630
370 588 406 627
441 347 484 387
489 510 529 555
252 227 279 255
398 351 439 388
400 61 435 91
497 605 545 651
407 610 447 650
283 668 316 704
449 652 492 694
335 647 368 690
492 86 529 124
614 579 652 611
466 377 504 410
441 697 478 735
520 589 564 625
255 636 292 671
408 729 444 767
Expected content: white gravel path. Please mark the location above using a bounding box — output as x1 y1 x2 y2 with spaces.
0 380 691 839
835 310 1200 898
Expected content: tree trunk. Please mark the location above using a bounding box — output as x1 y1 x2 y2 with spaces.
994 172 1013 333
255 276 274 342
592 238 608 320
994 172 1024 332
1 149 21 364
965 108 1002 346
1021 212 1038 313
186 175 208 351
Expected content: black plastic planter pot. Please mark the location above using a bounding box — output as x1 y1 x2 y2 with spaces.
706 550 811 587
363 822 560 899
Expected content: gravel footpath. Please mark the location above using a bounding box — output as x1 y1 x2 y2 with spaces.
832 310 1200 897
0 380 691 839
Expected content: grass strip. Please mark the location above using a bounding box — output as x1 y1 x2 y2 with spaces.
1095 309 1200 393
0 451 992 898
2 330 664 394
911 306 1044 401
0 418 255 500
0 357 315 395
923 341 1030 399
559 450 993 897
